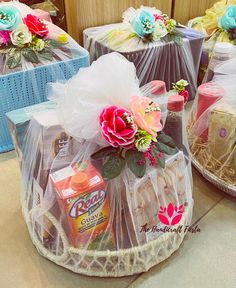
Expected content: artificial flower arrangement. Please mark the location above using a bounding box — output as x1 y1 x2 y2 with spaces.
0 5 68 69
91 96 179 180
91 78 189 181
120 6 183 44
171 79 189 102
188 2 236 44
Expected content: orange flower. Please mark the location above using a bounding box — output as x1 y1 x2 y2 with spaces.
130 96 162 138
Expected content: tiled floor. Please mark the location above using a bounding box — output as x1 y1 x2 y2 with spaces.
0 151 235 288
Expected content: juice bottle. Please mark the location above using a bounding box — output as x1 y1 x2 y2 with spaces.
50 162 114 249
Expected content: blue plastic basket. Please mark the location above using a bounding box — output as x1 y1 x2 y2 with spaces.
0 52 89 153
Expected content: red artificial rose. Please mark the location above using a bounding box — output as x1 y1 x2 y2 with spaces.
23 14 49 38
179 89 189 103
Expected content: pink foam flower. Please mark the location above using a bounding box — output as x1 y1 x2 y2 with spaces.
0 31 10 46
100 105 137 148
153 14 164 21
179 89 189 103
130 96 162 138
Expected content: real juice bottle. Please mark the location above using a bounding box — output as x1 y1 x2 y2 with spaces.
50 162 114 250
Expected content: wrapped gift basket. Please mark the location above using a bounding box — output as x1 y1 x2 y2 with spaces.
188 73 236 197
187 0 236 83
10 53 193 277
83 6 204 100
0 1 89 153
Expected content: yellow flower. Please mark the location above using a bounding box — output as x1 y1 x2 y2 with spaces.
57 34 68 44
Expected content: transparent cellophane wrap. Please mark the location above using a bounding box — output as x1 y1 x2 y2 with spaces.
188 75 236 196
0 2 86 75
83 8 204 100
21 53 193 277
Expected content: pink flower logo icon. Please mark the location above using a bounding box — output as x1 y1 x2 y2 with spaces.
158 203 184 226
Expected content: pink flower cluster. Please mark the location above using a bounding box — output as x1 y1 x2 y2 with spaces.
99 96 163 149
0 30 10 46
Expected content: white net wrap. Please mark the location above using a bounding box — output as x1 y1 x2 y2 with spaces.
188 73 236 197
19 53 193 277
83 10 204 100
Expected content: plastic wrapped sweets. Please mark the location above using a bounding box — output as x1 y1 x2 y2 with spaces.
188 74 236 197
19 53 193 277
83 6 204 100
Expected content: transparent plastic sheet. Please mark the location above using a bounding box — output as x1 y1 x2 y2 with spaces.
20 53 193 277
83 24 204 100
0 1 89 152
188 75 236 196
202 44 236 83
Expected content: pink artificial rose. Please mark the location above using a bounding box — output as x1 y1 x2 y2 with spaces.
23 14 49 38
0 31 10 46
130 96 162 138
153 14 164 21
100 105 137 148
179 89 189 102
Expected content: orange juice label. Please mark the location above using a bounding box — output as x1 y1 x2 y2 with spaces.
50 162 113 249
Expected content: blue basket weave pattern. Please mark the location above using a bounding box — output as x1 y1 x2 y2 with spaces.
0 55 89 153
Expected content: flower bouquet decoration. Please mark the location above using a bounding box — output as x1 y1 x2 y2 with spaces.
122 6 181 43
91 96 179 180
102 6 184 51
0 4 68 69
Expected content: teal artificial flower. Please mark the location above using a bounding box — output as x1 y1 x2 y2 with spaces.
0 6 21 31
218 5 236 30
131 10 155 38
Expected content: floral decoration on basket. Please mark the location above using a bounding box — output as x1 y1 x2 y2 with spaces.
171 79 189 102
188 2 236 45
92 98 177 180
120 6 183 44
0 5 68 68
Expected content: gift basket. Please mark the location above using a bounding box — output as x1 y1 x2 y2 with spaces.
83 6 204 100
188 74 236 197
0 1 89 152
187 0 236 83
15 53 193 277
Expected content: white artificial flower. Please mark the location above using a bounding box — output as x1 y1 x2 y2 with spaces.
35 38 45 51
153 20 168 41
10 24 32 47
176 79 189 87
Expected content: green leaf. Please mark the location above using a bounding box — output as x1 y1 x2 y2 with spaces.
102 155 125 181
174 36 183 46
125 149 146 178
0 47 12 54
45 39 63 49
7 50 21 69
155 141 178 155
91 146 119 160
150 147 165 169
39 49 53 61
22 48 39 64
156 154 165 168
156 132 177 148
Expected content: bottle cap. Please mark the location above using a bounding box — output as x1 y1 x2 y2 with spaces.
167 94 184 112
150 80 166 95
214 42 233 54
71 172 89 191
198 82 225 98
